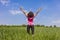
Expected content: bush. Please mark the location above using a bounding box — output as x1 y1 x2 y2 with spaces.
22 24 26 27
36 24 40 27
50 25 52 27
46 26 48 28
40 25 45 27
54 25 56 27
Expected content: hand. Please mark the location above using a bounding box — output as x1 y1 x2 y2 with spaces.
38 8 42 12
20 7 23 11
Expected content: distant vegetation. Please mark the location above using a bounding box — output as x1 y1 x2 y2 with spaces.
0 24 57 27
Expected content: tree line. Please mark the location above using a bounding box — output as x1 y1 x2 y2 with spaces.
0 24 57 27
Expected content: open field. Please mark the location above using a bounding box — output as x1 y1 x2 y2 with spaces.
0 26 60 40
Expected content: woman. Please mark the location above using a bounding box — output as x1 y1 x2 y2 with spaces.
20 7 42 35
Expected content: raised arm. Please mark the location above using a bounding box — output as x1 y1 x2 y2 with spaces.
34 8 42 17
20 7 27 16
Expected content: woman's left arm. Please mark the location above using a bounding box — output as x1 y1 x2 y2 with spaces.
34 8 42 17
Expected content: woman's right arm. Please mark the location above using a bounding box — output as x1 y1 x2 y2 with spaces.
20 7 27 16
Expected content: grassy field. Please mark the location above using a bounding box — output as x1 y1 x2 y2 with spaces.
0 26 60 40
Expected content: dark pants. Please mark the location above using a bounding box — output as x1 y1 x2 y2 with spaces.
27 25 34 34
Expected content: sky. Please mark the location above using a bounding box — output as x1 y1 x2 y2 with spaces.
0 0 60 26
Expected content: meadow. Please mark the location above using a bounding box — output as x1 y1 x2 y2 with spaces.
0 25 60 40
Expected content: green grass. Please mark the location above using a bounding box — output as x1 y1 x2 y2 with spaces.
0 26 60 40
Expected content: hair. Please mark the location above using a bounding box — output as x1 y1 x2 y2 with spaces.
27 11 34 18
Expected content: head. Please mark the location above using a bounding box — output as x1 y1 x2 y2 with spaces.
27 11 34 18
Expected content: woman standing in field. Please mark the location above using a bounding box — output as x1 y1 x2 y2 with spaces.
20 7 42 35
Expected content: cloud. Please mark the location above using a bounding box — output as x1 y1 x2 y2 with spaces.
52 20 60 24
9 10 23 15
0 0 10 6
